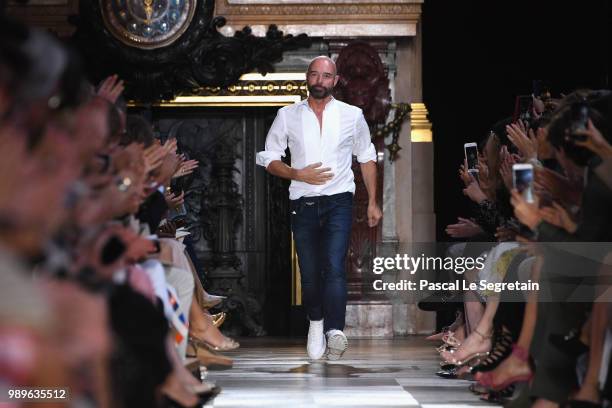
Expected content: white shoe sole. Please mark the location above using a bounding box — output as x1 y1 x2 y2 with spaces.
326 333 348 361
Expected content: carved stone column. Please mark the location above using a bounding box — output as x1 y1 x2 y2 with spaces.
202 135 266 336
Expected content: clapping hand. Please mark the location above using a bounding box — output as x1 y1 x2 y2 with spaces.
164 188 185 209
445 217 484 238
538 201 577 234
506 121 538 161
97 75 125 103
510 189 541 230
143 144 166 174
499 145 516 191
173 158 199 178
534 166 582 208
461 171 487 204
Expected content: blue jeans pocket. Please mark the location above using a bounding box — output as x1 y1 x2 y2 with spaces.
290 199 305 217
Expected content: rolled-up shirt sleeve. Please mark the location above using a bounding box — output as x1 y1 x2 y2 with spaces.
352 110 377 163
256 108 287 168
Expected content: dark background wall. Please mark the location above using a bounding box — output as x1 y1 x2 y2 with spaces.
422 0 611 240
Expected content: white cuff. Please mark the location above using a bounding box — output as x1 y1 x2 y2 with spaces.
256 151 284 168
356 143 377 163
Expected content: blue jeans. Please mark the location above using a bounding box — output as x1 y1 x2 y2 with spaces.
290 192 353 332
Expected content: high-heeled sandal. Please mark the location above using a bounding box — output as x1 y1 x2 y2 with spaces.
442 331 462 348
189 331 240 352
469 382 489 395
164 381 221 408
439 327 490 361
183 357 201 372
477 344 534 391
471 326 513 373
436 343 456 353
186 338 233 367
211 312 226 328
435 333 461 353
427 311 465 341
479 384 515 404
199 293 226 309
435 329 463 352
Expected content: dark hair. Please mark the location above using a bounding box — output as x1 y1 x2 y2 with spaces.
55 47 88 111
123 114 154 147
0 16 30 96
547 103 609 166
530 111 553 130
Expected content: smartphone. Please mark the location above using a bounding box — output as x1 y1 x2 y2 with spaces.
464 142 479 173
569 102 589 141
513 163 535 203
513 95 533 124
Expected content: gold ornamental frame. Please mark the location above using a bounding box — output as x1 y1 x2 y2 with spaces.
129 72 308 107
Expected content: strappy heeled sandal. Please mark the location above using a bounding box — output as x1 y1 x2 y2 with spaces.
479 384 516 404
189 332 240 352
211 312 226 328
471 326 514 374
427 311 465 341
440 328 491 365
477 344 534 391
186 337 233 367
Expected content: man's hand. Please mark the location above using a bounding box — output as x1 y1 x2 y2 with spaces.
294 162 334 185
367 202 382 227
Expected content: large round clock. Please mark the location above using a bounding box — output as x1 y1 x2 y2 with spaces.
100 0 198 49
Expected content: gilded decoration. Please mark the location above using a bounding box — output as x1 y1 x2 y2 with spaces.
214 0 422 37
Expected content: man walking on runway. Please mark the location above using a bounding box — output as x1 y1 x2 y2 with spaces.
256 56 382 360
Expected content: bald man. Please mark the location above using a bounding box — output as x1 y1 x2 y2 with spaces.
256 56 382 360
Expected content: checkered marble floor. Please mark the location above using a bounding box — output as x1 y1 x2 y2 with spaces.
201 337 501 408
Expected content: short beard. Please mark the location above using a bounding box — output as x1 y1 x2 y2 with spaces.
307 84 332 99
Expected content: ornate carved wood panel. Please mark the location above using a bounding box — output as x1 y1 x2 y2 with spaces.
334 41 391 300
152 107 291 336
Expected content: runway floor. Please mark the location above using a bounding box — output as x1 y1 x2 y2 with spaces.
202 337 501 408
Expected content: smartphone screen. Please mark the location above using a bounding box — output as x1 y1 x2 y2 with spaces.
513 164 534 203
464 143 479 172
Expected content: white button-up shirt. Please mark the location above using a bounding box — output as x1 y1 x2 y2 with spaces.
256 97 377 200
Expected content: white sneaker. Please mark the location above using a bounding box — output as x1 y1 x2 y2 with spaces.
306 320 326 360
326 329 348 361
